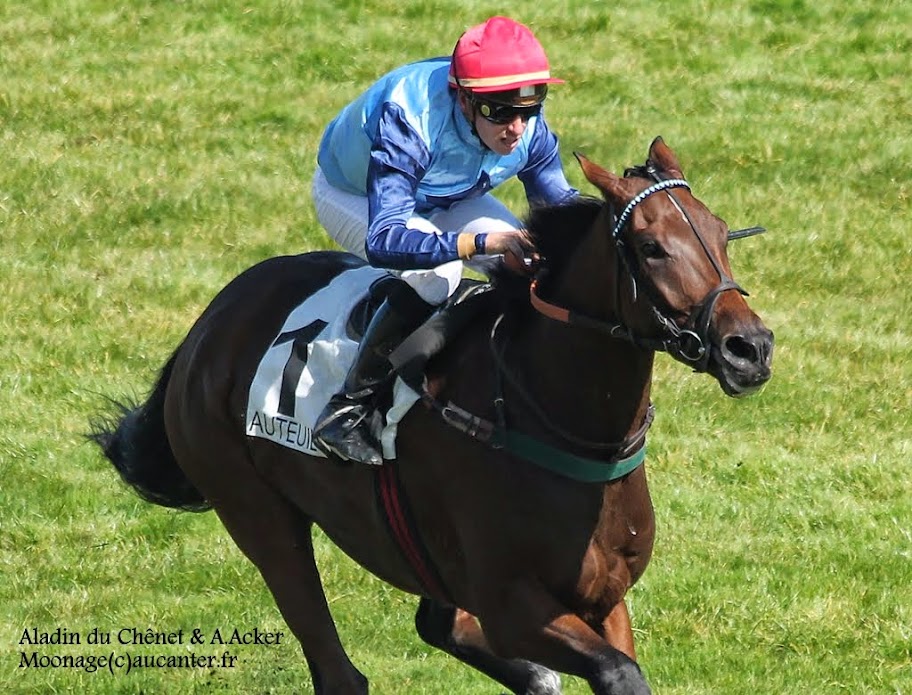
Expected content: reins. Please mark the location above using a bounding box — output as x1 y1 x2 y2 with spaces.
488 313 654 455
414 305 655 482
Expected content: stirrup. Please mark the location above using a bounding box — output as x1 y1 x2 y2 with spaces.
314 402 368 432
313 404 384 466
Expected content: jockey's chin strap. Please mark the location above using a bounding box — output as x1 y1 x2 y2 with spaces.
529 175 748 373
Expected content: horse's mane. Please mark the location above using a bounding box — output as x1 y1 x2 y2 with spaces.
526 195 605 271
489 195 604 313
622 164 653 180
488 163 664 313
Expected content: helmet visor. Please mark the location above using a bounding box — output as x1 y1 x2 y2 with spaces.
481 84 549 107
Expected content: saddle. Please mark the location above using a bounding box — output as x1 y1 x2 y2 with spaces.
245 268 494 460
388 279 494 393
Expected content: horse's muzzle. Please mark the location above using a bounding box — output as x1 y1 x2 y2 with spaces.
714 325 774 397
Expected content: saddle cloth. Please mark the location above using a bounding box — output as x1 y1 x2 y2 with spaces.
245 266 423 460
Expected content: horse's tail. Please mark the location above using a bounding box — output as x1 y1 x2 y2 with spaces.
89 352 211 512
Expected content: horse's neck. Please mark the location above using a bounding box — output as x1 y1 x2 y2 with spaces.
519 318 654 448
518 229 654 447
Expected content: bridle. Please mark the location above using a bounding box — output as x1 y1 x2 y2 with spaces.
438 172 759 460
529 170 749 373
440 170 758 462
438 171 752 463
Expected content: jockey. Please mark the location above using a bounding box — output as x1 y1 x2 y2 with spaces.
311 16 579 465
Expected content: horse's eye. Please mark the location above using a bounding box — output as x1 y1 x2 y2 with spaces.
640 240 665 259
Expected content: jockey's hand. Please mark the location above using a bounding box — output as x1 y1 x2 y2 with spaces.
484 230 533 256
484 230 538 275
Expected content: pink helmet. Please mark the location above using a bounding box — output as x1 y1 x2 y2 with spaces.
448 16 564 101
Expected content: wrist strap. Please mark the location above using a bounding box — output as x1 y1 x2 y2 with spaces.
457 233 477 260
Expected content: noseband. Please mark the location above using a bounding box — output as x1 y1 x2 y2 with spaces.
530 173 747 372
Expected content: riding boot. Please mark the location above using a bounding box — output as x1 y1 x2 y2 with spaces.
313 281 434 465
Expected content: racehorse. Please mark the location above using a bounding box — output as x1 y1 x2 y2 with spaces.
91 137 773 694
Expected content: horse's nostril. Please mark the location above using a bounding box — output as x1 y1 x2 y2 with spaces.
723 335 758 363
723 331 775 368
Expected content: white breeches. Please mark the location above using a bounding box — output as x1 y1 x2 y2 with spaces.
312 166 522 305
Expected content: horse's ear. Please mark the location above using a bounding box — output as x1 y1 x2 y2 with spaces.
647 136 685 179
574 152 625 199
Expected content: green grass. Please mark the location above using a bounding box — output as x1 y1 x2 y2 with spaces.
2 0 910 693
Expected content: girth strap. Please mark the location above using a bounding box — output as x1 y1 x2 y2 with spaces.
374 464 453 605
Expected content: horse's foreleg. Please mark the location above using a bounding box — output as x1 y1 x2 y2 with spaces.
175 443 368 694
482 585 650 695
214 502 368 694
415 599 562 695
601 600 636 661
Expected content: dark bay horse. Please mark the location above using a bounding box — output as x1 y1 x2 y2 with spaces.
91 138 773 694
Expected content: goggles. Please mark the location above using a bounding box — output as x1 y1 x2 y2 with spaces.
469 95 543 125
